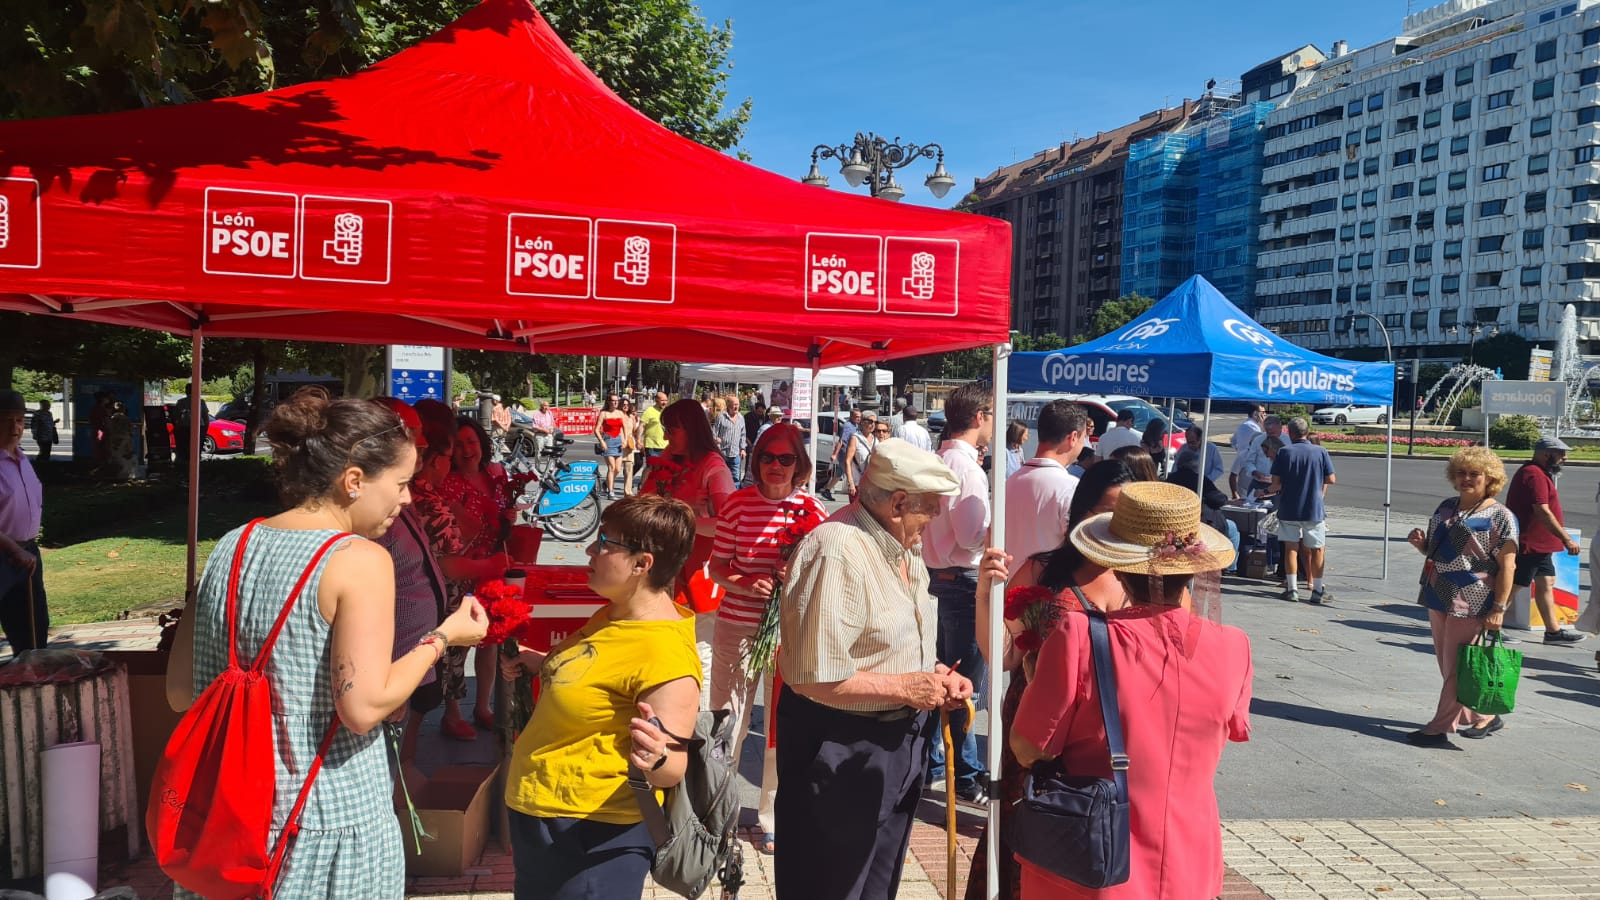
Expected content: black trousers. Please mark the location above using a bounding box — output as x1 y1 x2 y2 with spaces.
507 810 654 900
0 541 48 654
774 685 932 900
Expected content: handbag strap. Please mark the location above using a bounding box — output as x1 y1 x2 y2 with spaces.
1085 610 1129 804
625 718 695 848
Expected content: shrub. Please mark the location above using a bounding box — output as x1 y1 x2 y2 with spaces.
1446 388 1480 427
1272 404 1311 422
1489 415 1542 450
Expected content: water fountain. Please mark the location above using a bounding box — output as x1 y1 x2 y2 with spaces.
1420 363 1497 428
1554 304 1599 432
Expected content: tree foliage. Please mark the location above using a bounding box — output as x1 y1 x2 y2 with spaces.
1470 331 1531 381
0 0 751 387
1085 294 1156 342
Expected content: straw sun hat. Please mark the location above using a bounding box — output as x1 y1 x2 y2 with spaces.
1069 481 1235 575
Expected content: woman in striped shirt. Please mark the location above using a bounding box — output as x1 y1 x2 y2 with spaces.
708 422 828 855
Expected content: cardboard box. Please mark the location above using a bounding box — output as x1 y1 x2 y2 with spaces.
1242 548 1268 580
404 764 499 877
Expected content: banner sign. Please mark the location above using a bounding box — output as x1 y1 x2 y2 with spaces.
551 406 598 435
1528 349 1552 382
387 345 446 404
1481 380 1565 417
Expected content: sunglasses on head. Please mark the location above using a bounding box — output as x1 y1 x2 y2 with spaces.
758 452 798 466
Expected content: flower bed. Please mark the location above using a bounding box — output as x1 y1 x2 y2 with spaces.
1315 433 1475 448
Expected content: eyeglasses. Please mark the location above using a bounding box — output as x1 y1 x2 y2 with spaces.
594 533 640 554
758 452 798 466
873 427 891 435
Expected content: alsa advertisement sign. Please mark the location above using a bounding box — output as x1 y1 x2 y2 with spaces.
804 232 958 316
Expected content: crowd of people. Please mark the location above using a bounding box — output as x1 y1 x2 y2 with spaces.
14 379 1593 900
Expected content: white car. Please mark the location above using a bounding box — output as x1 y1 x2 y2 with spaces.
1311 404 1389 425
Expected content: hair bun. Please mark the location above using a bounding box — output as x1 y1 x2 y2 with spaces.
265 386 333 449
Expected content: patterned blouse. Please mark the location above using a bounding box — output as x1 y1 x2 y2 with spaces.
1418 497 1519 618
440 470 506 559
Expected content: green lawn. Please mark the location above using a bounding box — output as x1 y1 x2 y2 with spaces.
39 458 279 624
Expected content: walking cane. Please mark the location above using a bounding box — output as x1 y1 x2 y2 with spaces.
942 697 977 900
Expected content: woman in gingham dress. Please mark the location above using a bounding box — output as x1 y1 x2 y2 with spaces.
170 390 486 898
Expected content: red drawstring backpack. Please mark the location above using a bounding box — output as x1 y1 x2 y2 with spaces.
148 520 351 899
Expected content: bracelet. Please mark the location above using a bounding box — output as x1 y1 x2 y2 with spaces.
1490 603 1509 613
417 630 448 663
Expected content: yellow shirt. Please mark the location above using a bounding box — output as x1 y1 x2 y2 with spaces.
504 605 702 823
641 405 666 450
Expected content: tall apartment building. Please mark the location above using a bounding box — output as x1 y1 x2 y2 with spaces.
967 103 1198 339
1254 0 1600 358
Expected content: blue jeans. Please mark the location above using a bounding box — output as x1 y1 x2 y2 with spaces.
925 567 987 790
725 454 741 485
1223 519 1240 573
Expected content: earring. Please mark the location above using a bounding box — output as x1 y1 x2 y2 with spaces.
348 490 360 499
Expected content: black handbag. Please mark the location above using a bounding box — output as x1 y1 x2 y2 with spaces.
1006 609 1131 888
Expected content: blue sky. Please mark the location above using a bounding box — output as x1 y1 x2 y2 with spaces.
696 0 1413 206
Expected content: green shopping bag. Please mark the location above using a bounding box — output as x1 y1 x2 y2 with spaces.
1456 629 1522 715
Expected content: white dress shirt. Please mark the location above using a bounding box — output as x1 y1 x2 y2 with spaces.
921 439 989 570
1230 418 1262 451
1005 457 1079 564
899 420 932 451
1094 425 1142 458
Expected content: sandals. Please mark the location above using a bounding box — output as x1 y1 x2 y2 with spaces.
760 833 775 855
441 717 476 741
474 709 496 730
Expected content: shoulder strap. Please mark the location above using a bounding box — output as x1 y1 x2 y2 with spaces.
627 763 671 849
262 717 341 897
1085 610 1129 805
224 519 265 670
250 531 354 673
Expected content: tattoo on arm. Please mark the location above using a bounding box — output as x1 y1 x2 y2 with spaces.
333 657 355 700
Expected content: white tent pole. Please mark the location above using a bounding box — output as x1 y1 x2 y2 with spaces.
984 340 1010 900
185 327 203 598
808 364 820 494
1383 402 1393 579
1198 398 1211 498
1166 398 1176 478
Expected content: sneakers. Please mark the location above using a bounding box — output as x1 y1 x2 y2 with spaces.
1281 588 1300 603
1308 588 1330 606
1544 629 1587 645
955 782 990 808
1458 715 1505 739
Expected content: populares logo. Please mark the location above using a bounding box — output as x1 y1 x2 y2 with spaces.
1223 318 1275 349
1257 359 1356 395
902 251 936 300
1118 316 1179 342
1041 353 1152 386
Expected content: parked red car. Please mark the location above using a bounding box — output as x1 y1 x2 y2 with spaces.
162 410 246 454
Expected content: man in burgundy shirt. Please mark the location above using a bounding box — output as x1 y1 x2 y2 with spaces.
1503 437 1587 644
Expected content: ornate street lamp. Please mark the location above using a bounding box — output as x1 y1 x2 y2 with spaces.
801 132 955 201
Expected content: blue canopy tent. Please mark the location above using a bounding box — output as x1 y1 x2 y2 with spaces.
1008 274 1398 572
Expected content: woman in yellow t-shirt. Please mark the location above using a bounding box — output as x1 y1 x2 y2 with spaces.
500 494 702 899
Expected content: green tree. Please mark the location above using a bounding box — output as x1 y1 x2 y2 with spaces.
1471 332 1532 380
1085 293 1156 341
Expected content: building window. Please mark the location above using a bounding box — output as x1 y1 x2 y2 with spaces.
1418 176 1438 197
1336 286 1353 302
1342 193 1358 210
1477 234 1506 252
1386 312 1405 328
1452 100 1472 120
1360 220 1377 238
1444 238 1463 257
1338 255 1354 271
1568 262 1600 278
1484 126 1513 146
1413 277 1430 295
1489 53 1516 74
1486 90 1514 110
1340 223 1356 240
1519 303 1540 324
1383 280 1406 297
1358 251 1374 269
1482 164 1509 182
1425 74 1444 94
1356 283 1373 301
1480 199 1507 217
1524 228 1545 249
1578 145 1600 163
1529 153 1551 175
1365 124 1383 143
1536 40 1558 63
1362 188 1379 206
1584 66 1600 86
1442 274 1461 293
1417 210 1436 230
1399 82 1421 101
1394 148 1416 166
1456 65 1475 85
1448 170 1468 190
1533 78 1555 100
1389 215 1412 232
1387 247 1409 264
1571 223 1598 240
1347 99 1364 117
1368 92 1385 111
1474 271 1503 288
1364 156 1381 175
1346 130 1362 146
1344 161 1360 178
1451 135 1471 155
1520 266 1542 286
1391 183 1413 200
1441 309 1460 329
1585 26 1600 47
1423 108 1442 129
1575 183 1600 202
1421 144 1441 165
1415 242 1434 262
1578 108 1600 126
1445 206 1465 226
1396 116 1419 134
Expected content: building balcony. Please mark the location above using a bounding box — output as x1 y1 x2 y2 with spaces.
1576 123 1600 147
1573 202 1600 224
1575 162 1600 185
1579 82 1600 108
1570 240 1600 263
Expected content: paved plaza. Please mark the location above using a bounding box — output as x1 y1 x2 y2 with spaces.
22 500 1600 898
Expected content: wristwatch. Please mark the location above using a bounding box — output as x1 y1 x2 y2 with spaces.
1490 602 1509 613
651 749 669 771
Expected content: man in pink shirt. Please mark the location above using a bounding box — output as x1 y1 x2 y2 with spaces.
0 390 47 654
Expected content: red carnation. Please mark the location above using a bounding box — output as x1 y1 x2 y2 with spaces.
1004 585 1054 621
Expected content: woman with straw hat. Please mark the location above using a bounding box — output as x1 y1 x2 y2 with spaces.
1009 481 1254 900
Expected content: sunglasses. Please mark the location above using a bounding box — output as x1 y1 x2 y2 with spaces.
759 452 798 466
873 427 891 435
594 532 640 554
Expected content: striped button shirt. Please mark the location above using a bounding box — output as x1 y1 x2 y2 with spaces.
778 503 936 712
712 487 829 627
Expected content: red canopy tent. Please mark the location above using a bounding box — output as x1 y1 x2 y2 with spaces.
0 0 1010 366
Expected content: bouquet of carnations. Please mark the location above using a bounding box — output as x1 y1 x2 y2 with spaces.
1003 584 1069 655
644 454 688 497
477 579 537 737
742 503 822 677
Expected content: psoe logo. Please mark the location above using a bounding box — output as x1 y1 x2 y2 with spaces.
1257 359 1356 395
1223 318 1274 349
1118 316 1179 342
1041 352 1152 386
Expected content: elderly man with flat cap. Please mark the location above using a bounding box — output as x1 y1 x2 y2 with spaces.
0 390 47 655
775 438 975 900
